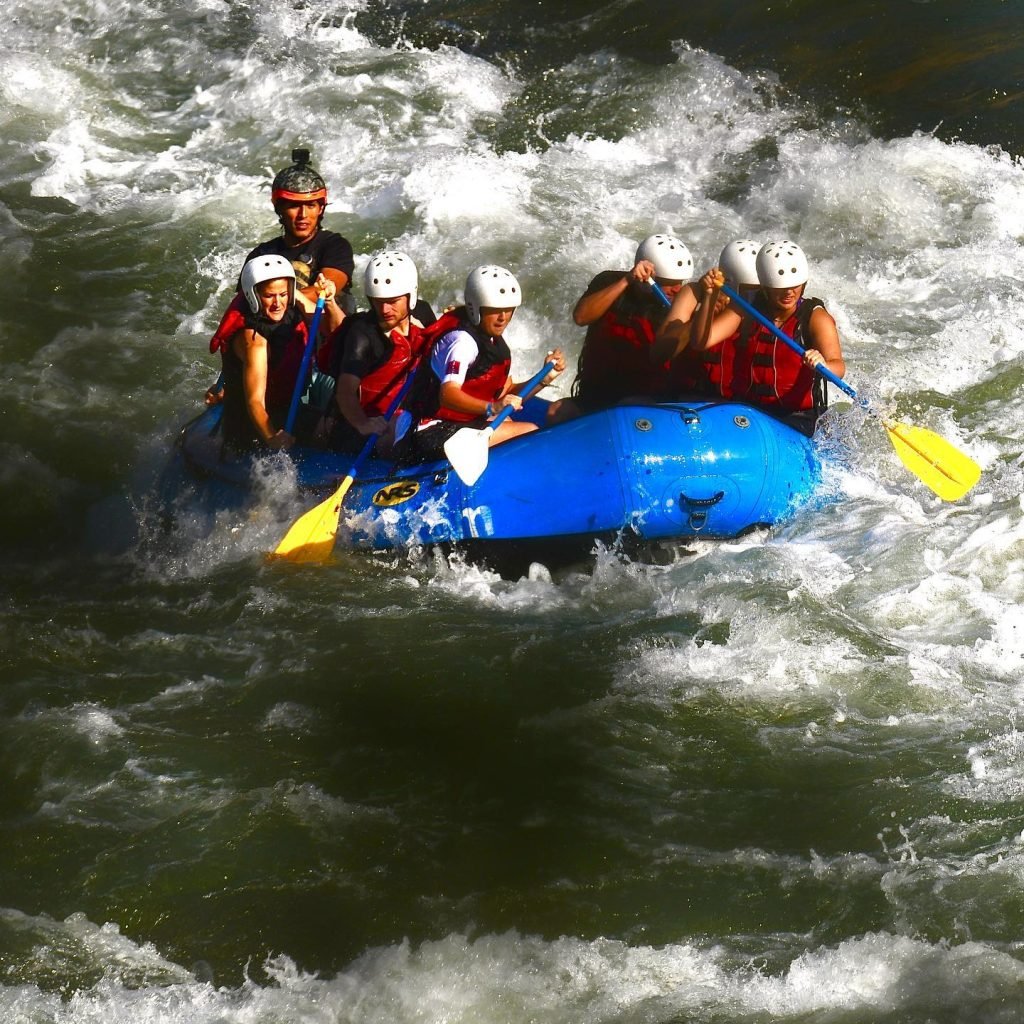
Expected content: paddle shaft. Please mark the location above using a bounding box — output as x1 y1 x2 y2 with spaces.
650 279 672 308
488 361 558 431
284 295 326 435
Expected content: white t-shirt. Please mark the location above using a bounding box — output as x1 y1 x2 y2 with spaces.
430 329 480 387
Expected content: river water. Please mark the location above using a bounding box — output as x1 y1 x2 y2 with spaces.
3 1 1024 1021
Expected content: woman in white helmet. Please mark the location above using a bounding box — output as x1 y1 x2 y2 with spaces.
403 264 566 461
326 251 438 455
687 240 845 432
566 233 695 416
216 254 343 453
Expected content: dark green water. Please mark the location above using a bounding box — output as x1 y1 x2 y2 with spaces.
2 0 1024 1020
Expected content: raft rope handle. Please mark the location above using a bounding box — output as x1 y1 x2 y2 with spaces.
679 490 725 531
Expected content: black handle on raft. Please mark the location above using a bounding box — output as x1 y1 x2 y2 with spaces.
680 490 725 531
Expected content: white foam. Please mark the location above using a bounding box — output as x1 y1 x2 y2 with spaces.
261 701 318 734
69 705 125 746
944 725 1024 802
403 149 541 233
745 932 1024 1017
2 55 81 129
4 922 1022 1022
0 907 192 985
624 600 866 703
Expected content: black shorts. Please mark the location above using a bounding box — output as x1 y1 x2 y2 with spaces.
394 417 487 465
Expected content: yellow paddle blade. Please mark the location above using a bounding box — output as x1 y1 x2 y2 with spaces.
267 475 354 564
884 421 981 502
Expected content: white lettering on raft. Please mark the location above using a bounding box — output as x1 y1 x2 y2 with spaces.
461 505 495 538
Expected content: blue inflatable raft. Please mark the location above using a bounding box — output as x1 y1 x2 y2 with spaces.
169 398 822 568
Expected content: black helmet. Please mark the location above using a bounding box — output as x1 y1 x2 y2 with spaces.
271 148 327 204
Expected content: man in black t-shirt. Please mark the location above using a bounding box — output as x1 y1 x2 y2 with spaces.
205 150 354 404
328 251 436 455
245 148 354 301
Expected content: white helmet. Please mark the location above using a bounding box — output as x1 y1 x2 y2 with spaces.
464 265 522 326
719 239 761 288
756 240 809 289
364 250 418 309
240 254 296 314
634 234 693 281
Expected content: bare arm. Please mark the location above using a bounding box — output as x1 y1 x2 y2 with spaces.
651 282 700 363
573 260 656 325
295 274 345 338
803 307 846 378
687 269 746 352
297 266 349 305
574 276 628 326
335 374 387 435
236 330 293 449
320 266 349 293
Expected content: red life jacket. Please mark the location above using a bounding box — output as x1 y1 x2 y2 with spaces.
264 321 310 409
709 296 826 411
577 309 670 404
418 310 462 351
209 294 248 353
668 346 711 397
315 329 336 374
357 322 430 417
700 327 740 398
